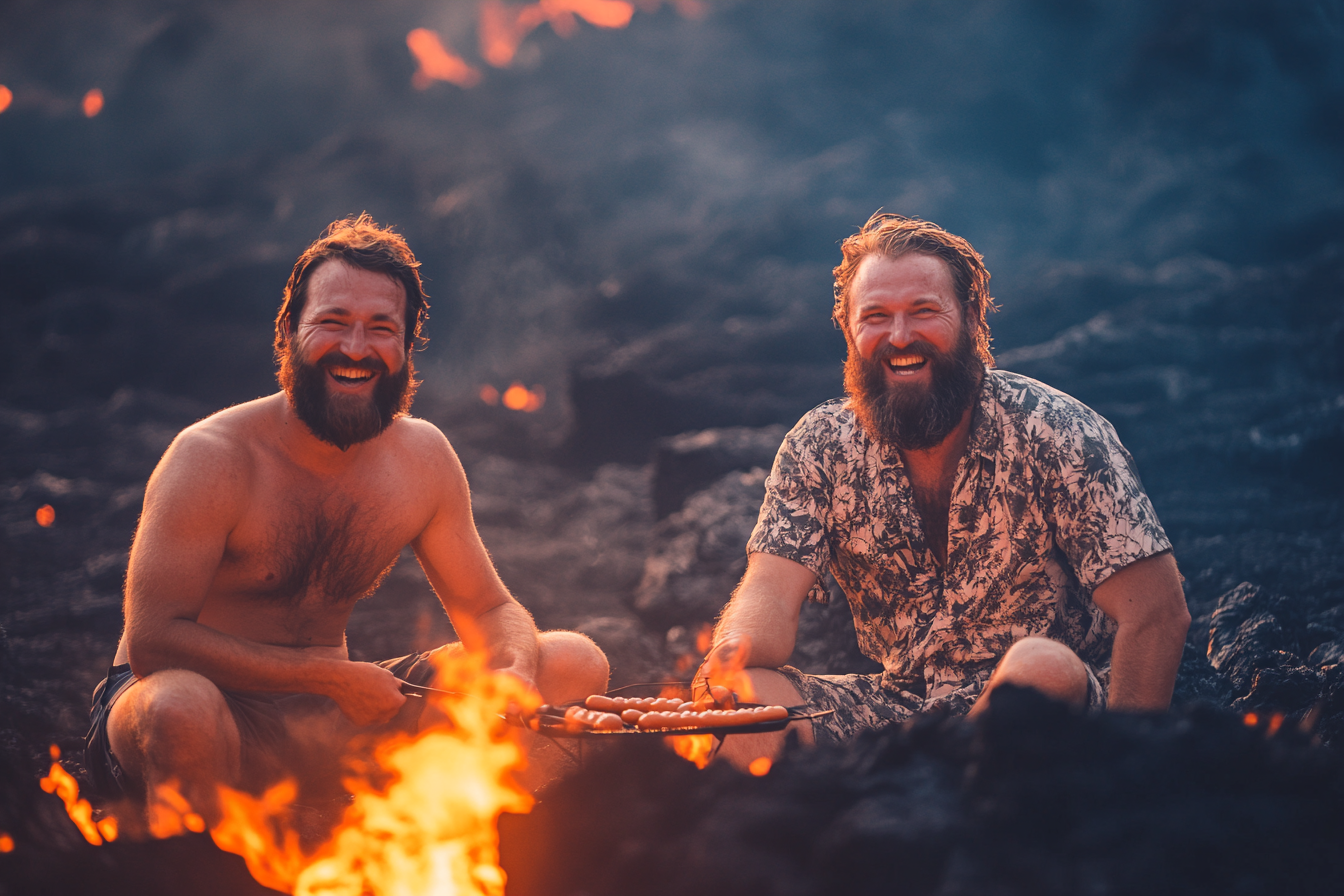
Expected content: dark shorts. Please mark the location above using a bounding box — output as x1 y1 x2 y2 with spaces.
778 660 1107 748
84 650 444 799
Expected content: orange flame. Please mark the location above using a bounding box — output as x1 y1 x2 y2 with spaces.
747 756 772 776
0 832 14 853
1243 712 1259 727
501 382 545 412
701 634 756 703
1266 712 1285 737
0 85 12 114
35 504 55 527
694 622 713 655
211 650 536 895
39 745 115 846
148 780 206 838
479 0 634 68
669 734 716 769
81 88 103 118
407 28 483 89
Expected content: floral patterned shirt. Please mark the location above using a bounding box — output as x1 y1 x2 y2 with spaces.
747 369 1171 701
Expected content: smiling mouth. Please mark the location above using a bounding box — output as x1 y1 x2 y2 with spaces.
327 366 377 385
886 355 928 374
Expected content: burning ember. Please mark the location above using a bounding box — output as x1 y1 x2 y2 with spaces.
480 0 634 68
480 382 546 412
0 85 12 114
407 28 483 89
81 89 103 118
35 504 55 527
39 651 537 895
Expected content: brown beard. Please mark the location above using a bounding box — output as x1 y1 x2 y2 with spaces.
844 325 983 452
278 347 417 450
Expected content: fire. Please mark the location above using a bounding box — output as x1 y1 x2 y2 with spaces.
36 652 536 895
407 28 483 89
695 622 713 655
35 504 55 527
668 734 716 769
0 832 14 853
0 85 12 114
747 756 772 776
501 382 545 412
479 0 634 68
81 88 103 118
1243 712 1259 727
212 649 536 895
39 745 117 846
700 634 756 704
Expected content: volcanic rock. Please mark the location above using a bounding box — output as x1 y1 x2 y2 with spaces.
650 424 786 520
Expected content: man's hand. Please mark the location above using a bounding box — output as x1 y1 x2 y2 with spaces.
327 662 408 727
692 635 752 705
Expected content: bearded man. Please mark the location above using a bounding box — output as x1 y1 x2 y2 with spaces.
85 215 608 821
700 213 1190 765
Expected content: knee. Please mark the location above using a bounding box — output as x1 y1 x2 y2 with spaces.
993 637 1089 708
115 669 230 745
538 631 610 696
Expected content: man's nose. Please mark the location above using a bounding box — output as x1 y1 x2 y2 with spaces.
886 314 915 349
339 322 372 359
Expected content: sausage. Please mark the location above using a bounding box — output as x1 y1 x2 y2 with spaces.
620 708 645 724
564 706 623 731
584 694 620 712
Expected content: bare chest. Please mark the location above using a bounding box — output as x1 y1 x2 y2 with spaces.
216 467 431 607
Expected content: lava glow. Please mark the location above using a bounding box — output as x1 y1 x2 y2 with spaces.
748 756 772 776
407 28 483 89
480 0 634 68
39 746 116 846
35 504 55 527
81 88 103 118
0 85 12 114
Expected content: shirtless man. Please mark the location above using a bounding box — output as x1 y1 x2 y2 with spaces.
85 215 608 821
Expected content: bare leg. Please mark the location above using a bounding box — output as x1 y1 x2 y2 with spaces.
105 669 241 827
967 636 1090 718
712 667 815 771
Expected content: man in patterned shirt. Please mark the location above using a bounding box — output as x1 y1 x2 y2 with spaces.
700 213 1190 764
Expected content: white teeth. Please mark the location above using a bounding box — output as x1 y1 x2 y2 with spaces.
889 356 926 367
331 367 374 380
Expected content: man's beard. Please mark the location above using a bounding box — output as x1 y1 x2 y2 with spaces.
279 348 416 450
844 327 983 452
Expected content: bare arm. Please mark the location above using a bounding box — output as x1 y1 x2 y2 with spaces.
1090 551 1190 711
122 427 406 725
699 552 817 687
410 428 540 688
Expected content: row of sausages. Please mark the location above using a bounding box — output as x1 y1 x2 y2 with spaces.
560 700 789 732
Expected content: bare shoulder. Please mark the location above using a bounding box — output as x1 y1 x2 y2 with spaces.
146 396 273 508
381 416 472 515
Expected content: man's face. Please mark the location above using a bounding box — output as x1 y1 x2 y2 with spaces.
280 259 415 450
843 252 982 451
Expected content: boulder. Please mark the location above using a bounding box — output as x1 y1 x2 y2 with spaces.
1207 583 1294 692
650 424 786 519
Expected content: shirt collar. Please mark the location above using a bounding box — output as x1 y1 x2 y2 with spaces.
965 369 1003 461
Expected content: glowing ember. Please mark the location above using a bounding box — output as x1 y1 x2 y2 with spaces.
39 745 115 846
212 649 536 895
35 504 55 527
695 622 713 655
748 756 772 776
0 85 11 114
0 832 14 853
1266 712 1285 737
148 780 206 837
81 88 103 118
501 382 545 412
1243 712 1259 727
479 384 501 405
407 28 483 89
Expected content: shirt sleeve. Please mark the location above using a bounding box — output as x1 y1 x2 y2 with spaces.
746 412 836 602
1045 409 1172 590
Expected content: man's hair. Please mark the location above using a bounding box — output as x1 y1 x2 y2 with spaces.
832 211 996 367
274 213 429 358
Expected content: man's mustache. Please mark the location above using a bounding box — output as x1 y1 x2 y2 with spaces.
315 352 390 374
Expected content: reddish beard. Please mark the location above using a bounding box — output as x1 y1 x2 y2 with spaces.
278 347 417 450
844 326 983 451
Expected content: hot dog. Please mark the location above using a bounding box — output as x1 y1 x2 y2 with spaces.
634 705 789 730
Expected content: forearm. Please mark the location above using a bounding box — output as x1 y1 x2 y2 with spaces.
1105 615 1189 711
463 600 540 683
127 618 350 697
714 592 801 669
